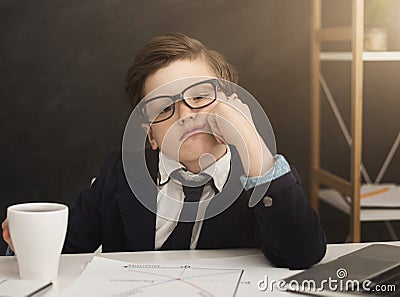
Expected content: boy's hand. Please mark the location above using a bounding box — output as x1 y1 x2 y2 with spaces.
206 94 256 145
2 218 14 253
206 94 275 177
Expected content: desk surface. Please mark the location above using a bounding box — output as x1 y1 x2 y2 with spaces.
1 242 400 296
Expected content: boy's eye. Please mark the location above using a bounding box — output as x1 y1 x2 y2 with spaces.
159 104 173 114
192 93 211 101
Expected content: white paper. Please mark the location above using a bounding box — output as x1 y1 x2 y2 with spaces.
360 184 400 208
61 256 299 297
0 277 52 297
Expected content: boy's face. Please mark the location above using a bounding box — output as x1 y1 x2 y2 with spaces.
142 58 224 169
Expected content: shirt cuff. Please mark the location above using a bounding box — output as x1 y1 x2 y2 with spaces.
5 246 14 256
240 154 291 191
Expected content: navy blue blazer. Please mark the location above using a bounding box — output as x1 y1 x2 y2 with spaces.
63 148 326 269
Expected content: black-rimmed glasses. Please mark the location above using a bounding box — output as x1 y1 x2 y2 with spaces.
139 79 220 123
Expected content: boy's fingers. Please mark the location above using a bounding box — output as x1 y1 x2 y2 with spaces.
3 228 11 244
2 227 10 240
206 114 224 142
2 219 9 239
1 218 8 230
2 229 14 252
2 218 14 250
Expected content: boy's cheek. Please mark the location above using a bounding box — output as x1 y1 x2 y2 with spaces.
158 135 181 157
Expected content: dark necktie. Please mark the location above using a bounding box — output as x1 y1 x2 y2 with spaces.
160 183 205 250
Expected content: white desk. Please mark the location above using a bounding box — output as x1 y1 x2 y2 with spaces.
1 242 399 296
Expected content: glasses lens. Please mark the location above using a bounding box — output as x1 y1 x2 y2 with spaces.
143 97 174 123
183 82 216 108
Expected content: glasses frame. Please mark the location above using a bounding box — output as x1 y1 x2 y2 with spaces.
139 78 221 124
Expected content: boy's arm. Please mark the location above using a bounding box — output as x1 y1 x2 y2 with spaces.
63 187 102 253
62 152 119 253
207 95 326 268
246 166 327 269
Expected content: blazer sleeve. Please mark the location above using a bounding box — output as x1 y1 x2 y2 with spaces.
247 166 327 269
62 152 119 253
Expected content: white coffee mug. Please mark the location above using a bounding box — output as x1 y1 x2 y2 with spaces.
7 202 68 281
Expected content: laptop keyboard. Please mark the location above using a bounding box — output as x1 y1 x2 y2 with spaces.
362 264 400 296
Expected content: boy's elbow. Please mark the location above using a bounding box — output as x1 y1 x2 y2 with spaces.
261 232 327 270
287 241 327 269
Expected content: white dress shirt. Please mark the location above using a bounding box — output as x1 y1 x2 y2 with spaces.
155 146 231 250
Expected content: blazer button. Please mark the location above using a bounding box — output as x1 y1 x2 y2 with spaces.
262 196 273 207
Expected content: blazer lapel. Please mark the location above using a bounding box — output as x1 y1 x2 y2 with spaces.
116 149 159 251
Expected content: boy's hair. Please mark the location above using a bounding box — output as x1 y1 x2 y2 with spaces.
125 32 239 108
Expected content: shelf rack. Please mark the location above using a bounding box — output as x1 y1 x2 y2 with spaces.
310 0 400 242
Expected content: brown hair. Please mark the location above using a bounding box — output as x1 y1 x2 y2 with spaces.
125 32 239 108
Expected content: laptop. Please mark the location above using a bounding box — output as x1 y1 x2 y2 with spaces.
284 244 400 296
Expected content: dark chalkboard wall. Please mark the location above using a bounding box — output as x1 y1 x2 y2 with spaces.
1 0 399 253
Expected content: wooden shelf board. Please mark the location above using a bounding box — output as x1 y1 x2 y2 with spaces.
320 51 400 62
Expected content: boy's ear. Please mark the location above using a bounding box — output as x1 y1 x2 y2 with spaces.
141 123 159 150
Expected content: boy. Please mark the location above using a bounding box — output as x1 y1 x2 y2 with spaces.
3 32 326 269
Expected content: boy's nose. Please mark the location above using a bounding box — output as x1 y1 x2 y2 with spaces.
176 100 196 124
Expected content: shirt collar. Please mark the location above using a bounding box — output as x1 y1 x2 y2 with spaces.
158 146 231 192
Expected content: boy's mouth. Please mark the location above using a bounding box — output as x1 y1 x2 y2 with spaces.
180 124 207 141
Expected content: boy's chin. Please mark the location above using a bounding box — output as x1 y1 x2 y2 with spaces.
179 149 209 162
179 145 224 165
180 139 220 156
